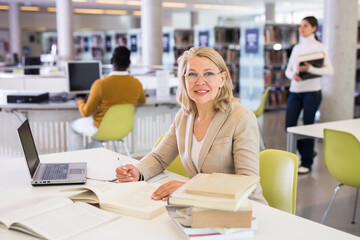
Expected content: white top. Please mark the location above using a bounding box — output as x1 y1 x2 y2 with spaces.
285 34 334 93
108 71 129 76
191 134 204 170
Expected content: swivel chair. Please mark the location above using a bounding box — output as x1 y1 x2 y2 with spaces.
88 104 135 157
321 128 360 224
153 133 189 178
253 87 270 151
259 149 299 214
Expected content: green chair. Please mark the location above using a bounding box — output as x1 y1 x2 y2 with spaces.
153 133 189 178
88 104 135 157
259 149 299 214
253 87 271 151
321 128 360 224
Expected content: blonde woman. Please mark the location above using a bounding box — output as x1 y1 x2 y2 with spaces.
116 47 267 204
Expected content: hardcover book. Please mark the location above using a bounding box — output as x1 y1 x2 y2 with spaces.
168 173 258 211
298 51 325 80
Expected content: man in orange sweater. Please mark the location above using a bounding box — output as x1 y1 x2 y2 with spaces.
68 46 146 150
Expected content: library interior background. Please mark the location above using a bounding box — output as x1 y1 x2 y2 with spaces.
0 0 360 238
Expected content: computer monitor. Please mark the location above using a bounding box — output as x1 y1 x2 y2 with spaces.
66 61 102 94
23 56 41 75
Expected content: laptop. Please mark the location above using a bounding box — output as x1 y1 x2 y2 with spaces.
17 119 87 186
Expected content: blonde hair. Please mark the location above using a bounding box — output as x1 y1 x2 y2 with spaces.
176 47 234 115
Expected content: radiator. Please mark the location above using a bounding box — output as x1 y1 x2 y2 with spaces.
0 105 179 158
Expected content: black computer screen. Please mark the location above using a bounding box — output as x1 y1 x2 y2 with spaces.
17 119 40 178
66 61 101 93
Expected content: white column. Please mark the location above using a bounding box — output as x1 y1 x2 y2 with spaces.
191 11 199 28
320 0 357 121
8 2 21 59
56 0 73 63
141 0 163 66
265 2 275 23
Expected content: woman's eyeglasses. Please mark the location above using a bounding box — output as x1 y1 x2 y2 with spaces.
185 71 222 83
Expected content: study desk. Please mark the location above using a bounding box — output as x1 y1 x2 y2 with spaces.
0 148 359 240
286 118 360 154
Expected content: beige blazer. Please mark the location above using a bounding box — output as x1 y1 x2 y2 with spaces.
137 101 267 204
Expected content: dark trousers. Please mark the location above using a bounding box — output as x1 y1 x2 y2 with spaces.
285 91 322 169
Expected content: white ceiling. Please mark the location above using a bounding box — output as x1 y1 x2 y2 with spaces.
0 0 325 16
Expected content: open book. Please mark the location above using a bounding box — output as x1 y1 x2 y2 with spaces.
168 173 258 211
298 51 325 80
63 181 167 219
0 197 120 239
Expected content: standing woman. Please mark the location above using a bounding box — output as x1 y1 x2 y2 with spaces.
285 16 333 174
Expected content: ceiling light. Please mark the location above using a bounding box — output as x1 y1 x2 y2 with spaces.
96 0 126 4
73 0 88 2
104 9 127 15
193 4 248 11
47 7 56 12
26 27 47 32
0 5 9 10
20 6 40 12
133 10 141 16
163 2 187 8
73 8 104 14
126 1 141 6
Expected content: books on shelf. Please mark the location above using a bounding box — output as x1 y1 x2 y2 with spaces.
168 173 259 211
166 205 254 240
298 51 325 80
0 197 120 239
63 181 166 219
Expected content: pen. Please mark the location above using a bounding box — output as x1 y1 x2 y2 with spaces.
118 157 131 177
118 157 124 167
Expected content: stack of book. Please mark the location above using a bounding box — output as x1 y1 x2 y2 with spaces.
167 173 259 239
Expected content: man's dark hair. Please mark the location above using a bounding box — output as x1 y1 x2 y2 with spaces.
112 46 131 70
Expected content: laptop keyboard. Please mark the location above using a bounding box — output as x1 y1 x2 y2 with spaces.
42 164 69 180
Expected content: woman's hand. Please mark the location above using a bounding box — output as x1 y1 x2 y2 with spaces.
151 180 186 201
75 97 83 105
293 74 302 82
115 164 140 182
298 62 310 72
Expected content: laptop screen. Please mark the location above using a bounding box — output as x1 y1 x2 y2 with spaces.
18 119 40 177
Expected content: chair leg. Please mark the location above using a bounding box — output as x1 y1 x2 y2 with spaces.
112 141 118 153
321 183 344 224
258 122 266 151
121 139 131 157
351 188 359 224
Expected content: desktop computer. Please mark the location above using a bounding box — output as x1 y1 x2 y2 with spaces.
7 92 49 103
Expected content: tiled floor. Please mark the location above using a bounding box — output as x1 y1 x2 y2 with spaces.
1 109 359 237
261 109 360 237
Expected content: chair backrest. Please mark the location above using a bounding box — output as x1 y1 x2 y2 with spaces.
253 87 270 118
259 149 299 214
153 133 190 178
323 128 360 188
92 104 135 141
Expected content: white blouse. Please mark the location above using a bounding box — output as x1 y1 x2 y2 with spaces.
191 135 204 171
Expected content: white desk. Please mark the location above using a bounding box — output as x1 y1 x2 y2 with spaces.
286 118 360 154
0 148 359 240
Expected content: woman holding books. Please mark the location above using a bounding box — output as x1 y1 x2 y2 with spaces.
116 46 267 205
285 16 333 174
